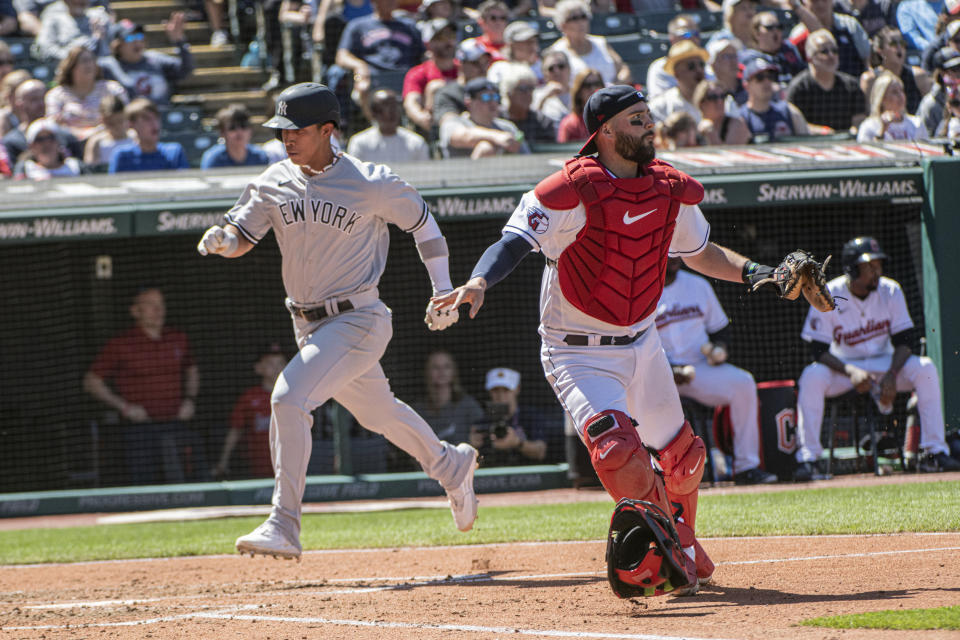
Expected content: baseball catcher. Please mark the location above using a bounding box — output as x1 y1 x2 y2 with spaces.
743 250 836 312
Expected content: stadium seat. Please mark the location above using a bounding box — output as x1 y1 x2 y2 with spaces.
163 106 205 131
25 62 55 84
458 19 481 40
610 35 668 64
633 11 679 35
590 12 639 36
687 9 723 35
5 37 34 62
822 390 896 476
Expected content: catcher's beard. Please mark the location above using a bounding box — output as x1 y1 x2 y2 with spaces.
614 130 656 166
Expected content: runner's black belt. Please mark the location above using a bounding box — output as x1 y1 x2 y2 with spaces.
291 300 354 322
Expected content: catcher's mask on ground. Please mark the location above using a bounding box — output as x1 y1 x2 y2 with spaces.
605 499 691 598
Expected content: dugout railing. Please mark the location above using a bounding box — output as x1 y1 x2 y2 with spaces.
0 142 957 516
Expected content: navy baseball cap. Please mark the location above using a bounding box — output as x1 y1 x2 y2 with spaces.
578 85 646 156
464 77 498 97
742 55 779 81
264 82 340 131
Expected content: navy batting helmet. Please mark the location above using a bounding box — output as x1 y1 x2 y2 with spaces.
264 82 340 140
841 236 888 278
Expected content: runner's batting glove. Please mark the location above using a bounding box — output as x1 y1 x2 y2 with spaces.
424 289 459 331
197 225 239 256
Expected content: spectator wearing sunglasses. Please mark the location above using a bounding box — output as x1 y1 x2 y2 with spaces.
647 14 715 100
33 0 113 63
917 46 960 134
498 62 557 145
433 39 494 124
786 29 866 133
555 68 602 142
738 55 810 141
694 80 751 144
856 69 927 140
743 11 805 87
14 118 82 180
788 0 869 77
650 40 709 124
99 17 194 105
439 76 530 157
533 50 572 121
707 37 746 104
544 0 630 86
860 26 931 113
459 0 510 60
201 104 270 169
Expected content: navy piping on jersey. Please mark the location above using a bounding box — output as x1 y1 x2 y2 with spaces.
504 225 542 250
225 215 261 244
669 223 710 256
404 202 429 233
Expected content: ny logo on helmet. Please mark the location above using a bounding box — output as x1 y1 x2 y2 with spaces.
277 101 288 116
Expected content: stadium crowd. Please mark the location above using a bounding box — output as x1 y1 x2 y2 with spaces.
1 0 959 178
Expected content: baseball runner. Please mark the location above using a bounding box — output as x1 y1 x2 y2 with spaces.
656 258 777 485
196 83 479 561
433 85 818 597
795 236 960 480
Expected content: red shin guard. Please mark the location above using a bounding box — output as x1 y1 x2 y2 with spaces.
582 410 671 515
656 421 713 580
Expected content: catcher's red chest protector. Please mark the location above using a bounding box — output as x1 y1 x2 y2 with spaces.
535 157 704 326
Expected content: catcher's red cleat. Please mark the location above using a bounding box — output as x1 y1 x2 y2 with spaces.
694 538 714 583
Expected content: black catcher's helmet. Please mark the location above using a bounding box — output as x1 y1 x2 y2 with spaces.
841 236 887 278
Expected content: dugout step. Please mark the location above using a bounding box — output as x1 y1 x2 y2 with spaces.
112 0 186 24
157 44 241 68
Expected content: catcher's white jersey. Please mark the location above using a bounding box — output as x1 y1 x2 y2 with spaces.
503 190 711 341
800 275 913 361
656 270 729 365
225 154 429 305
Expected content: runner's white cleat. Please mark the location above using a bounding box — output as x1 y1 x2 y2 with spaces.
236 518 302 561
446 443 479 532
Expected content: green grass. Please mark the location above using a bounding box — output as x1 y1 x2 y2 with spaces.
0 480 957 565
802 605 960 630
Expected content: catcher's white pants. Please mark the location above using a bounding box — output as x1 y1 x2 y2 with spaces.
268 300 462 533
677 361 761 474
540 324 684 451
795 354 947 463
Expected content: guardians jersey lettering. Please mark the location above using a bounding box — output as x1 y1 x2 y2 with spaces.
801 275 913 361
277 198 362 233
656 270 729 365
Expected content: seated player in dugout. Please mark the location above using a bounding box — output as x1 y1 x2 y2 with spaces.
432 85 828 598
657 257 777 486
471 367 554 466
795 236 960 481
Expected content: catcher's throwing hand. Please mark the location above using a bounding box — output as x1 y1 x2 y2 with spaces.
744 250 836 312
431 276 488 320
197 225 239 256
424 289 459 330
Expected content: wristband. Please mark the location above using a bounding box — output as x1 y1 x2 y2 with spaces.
742 261 760 284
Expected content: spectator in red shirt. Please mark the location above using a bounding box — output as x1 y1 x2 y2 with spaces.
213 343 288 480
461 0 509 60
403 18 459 133
556 67 602 142
83 286 202 485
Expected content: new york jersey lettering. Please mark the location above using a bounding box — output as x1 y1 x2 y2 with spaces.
279 198 363 234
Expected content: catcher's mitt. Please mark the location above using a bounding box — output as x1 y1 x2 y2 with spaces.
746 251 836 312
606 498 692 598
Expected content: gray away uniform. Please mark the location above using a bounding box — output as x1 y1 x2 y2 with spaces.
226 153 465 533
